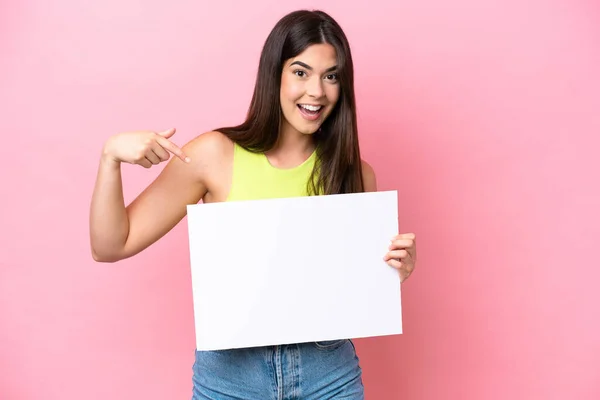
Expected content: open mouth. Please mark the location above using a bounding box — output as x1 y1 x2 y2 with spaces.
297 104 324 121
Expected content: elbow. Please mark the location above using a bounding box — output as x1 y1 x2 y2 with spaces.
91 247 120 263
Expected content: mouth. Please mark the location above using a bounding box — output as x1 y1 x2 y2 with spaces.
297 104 324 121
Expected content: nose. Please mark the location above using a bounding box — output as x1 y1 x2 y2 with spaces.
306 76 325 99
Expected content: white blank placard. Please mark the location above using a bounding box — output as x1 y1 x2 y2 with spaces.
186 190 402 351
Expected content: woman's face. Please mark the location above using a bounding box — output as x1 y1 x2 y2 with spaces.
280 43 340 136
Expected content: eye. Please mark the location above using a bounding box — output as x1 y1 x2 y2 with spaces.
294 70 307 78
325 73 338 82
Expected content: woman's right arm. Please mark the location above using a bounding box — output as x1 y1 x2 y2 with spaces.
89 128 208 262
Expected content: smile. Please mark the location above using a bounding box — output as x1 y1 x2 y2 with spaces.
297 104 324 121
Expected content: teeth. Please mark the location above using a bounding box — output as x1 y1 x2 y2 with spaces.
300 104 322 111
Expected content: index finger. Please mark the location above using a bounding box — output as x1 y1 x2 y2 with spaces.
156 136 190 163
392 233 416 241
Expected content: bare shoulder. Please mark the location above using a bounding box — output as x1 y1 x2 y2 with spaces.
181 130 234 201
183 130 233 176
361 159 377 192
184 130 233 163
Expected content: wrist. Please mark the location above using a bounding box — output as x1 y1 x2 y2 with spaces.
101 141 121 168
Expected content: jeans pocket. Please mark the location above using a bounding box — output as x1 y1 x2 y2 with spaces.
312 339 348 351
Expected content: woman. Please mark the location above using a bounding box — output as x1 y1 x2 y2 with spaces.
90 9 417 399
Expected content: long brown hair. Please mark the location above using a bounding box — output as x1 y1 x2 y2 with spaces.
215 10 364 195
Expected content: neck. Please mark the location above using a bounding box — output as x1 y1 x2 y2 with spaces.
274 121 315 154
265 121 316 168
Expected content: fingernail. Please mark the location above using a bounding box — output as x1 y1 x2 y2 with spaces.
185 157 191 163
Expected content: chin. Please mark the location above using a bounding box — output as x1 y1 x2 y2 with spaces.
295 123 321 135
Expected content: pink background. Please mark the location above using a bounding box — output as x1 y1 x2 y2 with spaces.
1 0 599 399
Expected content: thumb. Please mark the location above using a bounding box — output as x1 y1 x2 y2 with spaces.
158 127 176 138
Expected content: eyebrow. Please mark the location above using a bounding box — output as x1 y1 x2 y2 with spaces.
290 61 338 72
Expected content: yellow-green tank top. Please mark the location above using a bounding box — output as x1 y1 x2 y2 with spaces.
226 142 317 202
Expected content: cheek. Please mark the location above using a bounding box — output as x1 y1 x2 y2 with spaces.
281 78 304 102
325 85 340 105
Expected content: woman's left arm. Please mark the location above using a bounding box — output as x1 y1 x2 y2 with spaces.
362 160 417 283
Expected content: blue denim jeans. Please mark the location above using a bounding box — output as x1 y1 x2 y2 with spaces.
191 339 364 399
